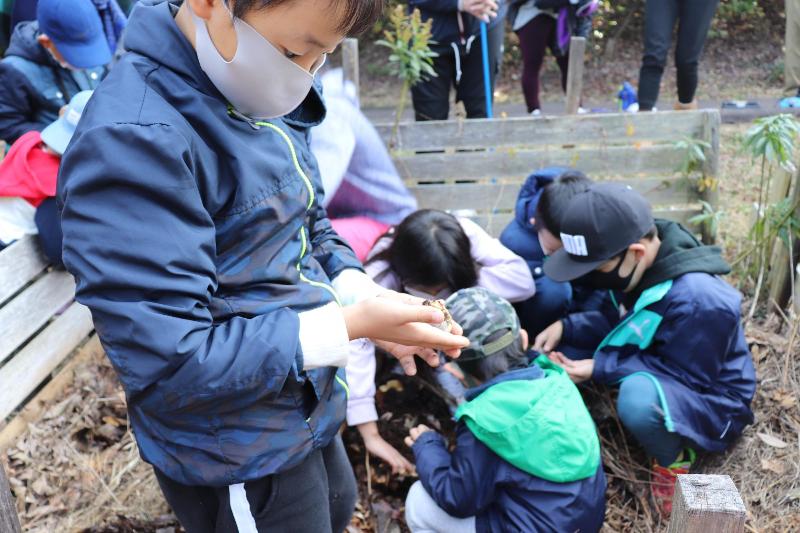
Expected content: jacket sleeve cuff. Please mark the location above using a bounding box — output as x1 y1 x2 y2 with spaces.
298 302 351 369
560 316 574 345
332 268 383 307
346 397 379 426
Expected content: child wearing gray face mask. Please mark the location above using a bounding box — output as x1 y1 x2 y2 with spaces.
56 1 473 531
533 182 755 518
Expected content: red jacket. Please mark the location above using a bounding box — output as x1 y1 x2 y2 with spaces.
0 130 60 207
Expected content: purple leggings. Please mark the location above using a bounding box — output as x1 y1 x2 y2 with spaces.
516 15 570 113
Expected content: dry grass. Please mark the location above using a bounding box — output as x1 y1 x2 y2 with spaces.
2 122 800 531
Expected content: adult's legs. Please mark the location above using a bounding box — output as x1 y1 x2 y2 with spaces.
516 15 557 113
674 0 720 105
785 0 800 95
412 45 455 121
405 481 477 533
154 435 357 533
637 0 680 110
617 374 683 466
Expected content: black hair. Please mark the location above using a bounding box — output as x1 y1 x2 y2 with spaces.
457 331 528 383
231 0 382 36
535 170 593 236
373 209 478 292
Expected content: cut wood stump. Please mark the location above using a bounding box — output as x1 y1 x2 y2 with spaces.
666 475 746 533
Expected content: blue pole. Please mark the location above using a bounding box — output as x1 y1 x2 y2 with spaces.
479 21 493 119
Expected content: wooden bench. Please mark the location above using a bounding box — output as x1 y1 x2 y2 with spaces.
374 110 721 242
0 234 95 530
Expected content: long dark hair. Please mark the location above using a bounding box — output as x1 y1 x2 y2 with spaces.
535 170 592 235
372 209 478 292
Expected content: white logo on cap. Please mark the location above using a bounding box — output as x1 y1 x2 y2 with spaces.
65 109 82 127
561 233 589 256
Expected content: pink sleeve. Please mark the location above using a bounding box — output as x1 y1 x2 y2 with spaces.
458 218 536 303
345 338 379 426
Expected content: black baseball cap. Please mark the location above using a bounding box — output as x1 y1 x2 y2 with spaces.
543 182 654 282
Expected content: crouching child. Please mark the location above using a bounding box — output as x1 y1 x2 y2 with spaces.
404 287 607 533
537 183 756 516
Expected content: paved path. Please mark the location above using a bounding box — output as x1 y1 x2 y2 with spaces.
362 96 800 125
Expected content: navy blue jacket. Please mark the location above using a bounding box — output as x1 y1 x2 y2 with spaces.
0 21 105 144
564 272 756 452
500 168 612 314
58 1 360 486
412 367 607 533
409 0 507 48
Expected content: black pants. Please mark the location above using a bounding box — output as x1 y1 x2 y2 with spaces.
154 435 357 533
411 22 504 121
637 0 719 110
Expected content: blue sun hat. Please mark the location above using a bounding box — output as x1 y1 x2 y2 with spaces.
41 90 93 155
37 0 112 69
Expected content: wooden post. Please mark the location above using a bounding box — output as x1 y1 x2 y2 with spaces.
341 38 360 108
666 475 746 533
0 464 22 533
767 166 800 310
564 37 586 115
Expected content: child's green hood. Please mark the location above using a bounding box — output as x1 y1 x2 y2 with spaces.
455 356 600 483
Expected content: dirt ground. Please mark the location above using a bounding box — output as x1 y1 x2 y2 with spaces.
2 119 800 533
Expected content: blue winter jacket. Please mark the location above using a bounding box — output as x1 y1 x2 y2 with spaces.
0 21 105 144
58 0 360 486
409 0 507 47
499 168 612 314
412 366 607 533
563 270 756 452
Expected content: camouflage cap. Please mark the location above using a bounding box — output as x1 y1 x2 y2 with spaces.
445 287 521 362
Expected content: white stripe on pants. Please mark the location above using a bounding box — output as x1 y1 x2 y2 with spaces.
405 481 476 533
229 483 259 533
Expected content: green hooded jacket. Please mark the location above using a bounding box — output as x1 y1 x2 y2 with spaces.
455 356 600 483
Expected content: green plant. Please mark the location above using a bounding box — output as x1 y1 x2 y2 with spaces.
688 200 723 238
736 114 800 318
674 136 716 192
376 5 437 142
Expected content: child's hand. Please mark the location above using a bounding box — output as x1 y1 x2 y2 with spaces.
343 295 468 376
357 422 415 475
548 352 594 383
404 424 433 448
533 320 563 353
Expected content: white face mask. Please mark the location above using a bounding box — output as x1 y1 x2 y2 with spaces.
190 4 326 120
404 286 452 301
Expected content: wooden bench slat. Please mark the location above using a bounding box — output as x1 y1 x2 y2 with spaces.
0 271 76 366
409 176 697 212
0 303 93 422
393 143 690 183
466 207 700 238
378 110 710 151
0 235 48 307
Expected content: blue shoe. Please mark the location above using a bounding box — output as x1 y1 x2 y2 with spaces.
780 96 800 108
617 81 637 112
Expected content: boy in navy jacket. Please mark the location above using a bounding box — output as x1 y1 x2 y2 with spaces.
405 287 606 532
535 183 756 516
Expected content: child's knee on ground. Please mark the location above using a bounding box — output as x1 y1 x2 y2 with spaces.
405 481 476 533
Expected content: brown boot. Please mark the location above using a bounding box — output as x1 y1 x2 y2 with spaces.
674 100 698 110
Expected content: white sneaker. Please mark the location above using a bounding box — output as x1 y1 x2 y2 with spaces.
577 106 588 114
625 102 639 113
531 109 542 117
